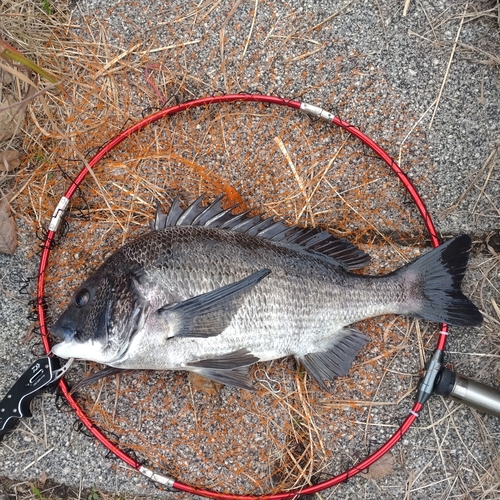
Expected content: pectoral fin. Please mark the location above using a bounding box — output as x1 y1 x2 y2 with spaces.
158 269 270 338
297 329 369 391
187 348 259 369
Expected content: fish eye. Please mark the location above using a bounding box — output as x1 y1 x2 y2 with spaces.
75 289 90 307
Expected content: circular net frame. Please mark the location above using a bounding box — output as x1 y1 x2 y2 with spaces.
34 96 440 497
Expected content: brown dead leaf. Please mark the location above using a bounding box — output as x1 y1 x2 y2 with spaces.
0 149 21 172
0 197 17 254
360 451 395 480
0 68 14 85
0 94 25 141
40 470 48 487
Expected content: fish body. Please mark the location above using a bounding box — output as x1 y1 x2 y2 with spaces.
51 196 482 390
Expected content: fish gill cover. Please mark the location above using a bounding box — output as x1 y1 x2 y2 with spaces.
3 0 455 495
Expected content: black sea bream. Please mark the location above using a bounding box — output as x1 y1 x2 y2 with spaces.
51 196 482 390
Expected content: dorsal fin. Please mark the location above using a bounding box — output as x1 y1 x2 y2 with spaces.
151 195 370 270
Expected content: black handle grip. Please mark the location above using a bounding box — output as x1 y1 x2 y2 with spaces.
0 357 60 441
0 411 23 441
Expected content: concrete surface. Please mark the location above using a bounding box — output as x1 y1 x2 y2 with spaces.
1 0 499 499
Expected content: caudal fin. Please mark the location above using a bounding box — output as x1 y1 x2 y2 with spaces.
399 235 482 326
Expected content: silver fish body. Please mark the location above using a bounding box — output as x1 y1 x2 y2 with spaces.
51 196 482 390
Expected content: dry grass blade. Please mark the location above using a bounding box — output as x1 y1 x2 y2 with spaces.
310 0 358 31
441 140 499 216
241 0 258 61
219 0 243 91
274 136 315 226
428 1 468 128
403 0 412 17
95 42 143 77
0 38 58 84
0 59 39 90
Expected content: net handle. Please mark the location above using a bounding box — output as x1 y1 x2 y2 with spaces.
37 93 446 499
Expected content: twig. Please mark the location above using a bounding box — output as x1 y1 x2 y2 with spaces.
112 373 121 422
307 140 347 201
398 98 437 166
111 183 150 206
454 40 500 66
417 0 438 40
408 29 433 43
470 145 499 215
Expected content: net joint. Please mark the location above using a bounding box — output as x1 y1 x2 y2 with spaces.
48 196 70 233
139 466 176 490
299 102 335 122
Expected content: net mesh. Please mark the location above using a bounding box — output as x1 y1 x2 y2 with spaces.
8 0 439 495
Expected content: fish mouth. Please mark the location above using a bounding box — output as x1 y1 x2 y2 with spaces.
50 323 76 341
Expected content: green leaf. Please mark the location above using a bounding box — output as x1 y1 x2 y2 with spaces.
42 0 53 15
30 485 44 500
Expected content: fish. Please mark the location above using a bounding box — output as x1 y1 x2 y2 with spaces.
50 195 483 391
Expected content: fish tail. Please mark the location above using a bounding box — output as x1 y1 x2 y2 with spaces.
398 235 482 326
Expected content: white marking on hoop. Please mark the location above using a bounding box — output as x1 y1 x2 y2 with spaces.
300 102 335 122
439 330 449 336
139 466 175 489
409 410 419 418
48 196 70 232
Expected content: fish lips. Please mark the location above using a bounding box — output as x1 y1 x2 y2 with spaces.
50 318 77 341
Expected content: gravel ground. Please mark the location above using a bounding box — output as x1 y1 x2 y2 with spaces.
1 0 499 499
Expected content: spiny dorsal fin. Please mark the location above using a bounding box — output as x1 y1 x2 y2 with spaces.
151 195 370 270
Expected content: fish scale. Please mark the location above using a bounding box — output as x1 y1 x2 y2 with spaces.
51 196 482 391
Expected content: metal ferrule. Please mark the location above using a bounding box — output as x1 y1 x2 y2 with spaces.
300 102 335 122
448 374 500 418
139 466 176 490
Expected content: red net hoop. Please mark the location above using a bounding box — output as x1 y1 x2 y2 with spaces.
37 94 447 499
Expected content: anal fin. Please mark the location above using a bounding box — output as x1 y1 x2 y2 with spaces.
297 329 369 391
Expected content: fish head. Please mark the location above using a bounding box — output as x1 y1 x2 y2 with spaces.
51 269 138 364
